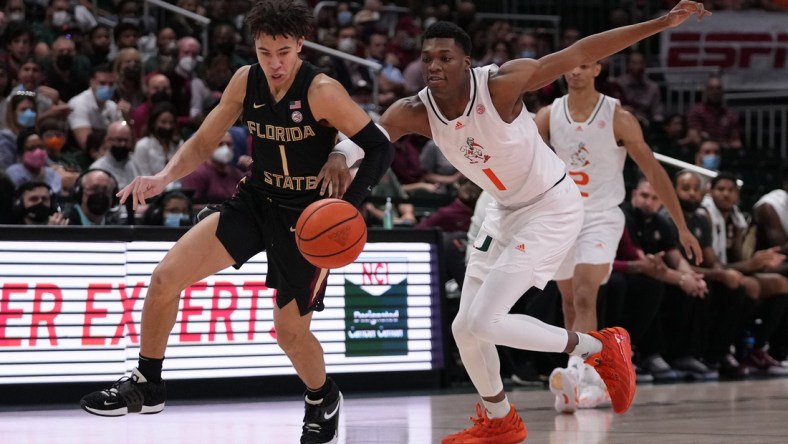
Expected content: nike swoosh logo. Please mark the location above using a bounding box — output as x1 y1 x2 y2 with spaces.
103 400 118 406
253 102 265 109
289 226 296 232
323 401 340 420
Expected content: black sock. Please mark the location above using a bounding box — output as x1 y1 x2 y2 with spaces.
305 377 335 403
137 354 164 383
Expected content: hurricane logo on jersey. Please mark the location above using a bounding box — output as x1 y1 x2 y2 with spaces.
570 142 590 168
461 137 490 164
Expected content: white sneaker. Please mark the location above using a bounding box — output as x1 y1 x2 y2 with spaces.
549 367 579 414
577 384 612 409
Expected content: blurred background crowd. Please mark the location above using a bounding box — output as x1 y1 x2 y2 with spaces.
0 0 786 387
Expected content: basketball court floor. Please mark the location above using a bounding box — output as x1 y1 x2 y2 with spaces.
2 378 787 443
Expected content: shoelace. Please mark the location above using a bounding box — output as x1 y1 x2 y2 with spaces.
468 404 492 429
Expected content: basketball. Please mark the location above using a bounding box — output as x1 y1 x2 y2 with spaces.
295 198 367 269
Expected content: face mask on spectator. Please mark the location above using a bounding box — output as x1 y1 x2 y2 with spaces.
52 11 71 27
679 198 700 213
95 85 114 102
123 66 141 79
212 143 233 164
151 91 171 104
44 134 66 152
120 17 140 26
110 145 130 162
9 12 24 21
23 148 47 170
520 50 537 59
55 53 73 70
86 190 111 215
155 126 174 140
24 202 52 223
178 56 197 73
337 38 356 54
17 108 36 128
337 11 353 26
701 154 720 170
163 213 187 227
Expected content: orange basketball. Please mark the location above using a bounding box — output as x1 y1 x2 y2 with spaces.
295 198 367 269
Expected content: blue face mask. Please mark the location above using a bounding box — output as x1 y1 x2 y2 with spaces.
520 50 537 59
17 108 36 128
95 86 115 102
337 10 353 26
163 213 186 227
701 154 720 170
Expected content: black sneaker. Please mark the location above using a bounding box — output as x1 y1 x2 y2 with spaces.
301 382 343 444
80 368 166 416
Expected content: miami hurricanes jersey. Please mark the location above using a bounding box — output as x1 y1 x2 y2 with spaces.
549 94 625 212
417 65 566 209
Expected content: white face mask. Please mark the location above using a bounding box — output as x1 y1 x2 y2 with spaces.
52 10 70 27
178 56 197 73
337 38 357 54
212 144 233 164
9 12 24 21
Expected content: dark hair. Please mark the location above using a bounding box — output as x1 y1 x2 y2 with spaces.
2 20 33 48
86 128 107 154
245 0 313 40
16 180 51 197
147 102 176 137
710 171 739 189
113 21 139 43
673 169 701 186
424 21 472 55
16 127 40 155
91 63 113 77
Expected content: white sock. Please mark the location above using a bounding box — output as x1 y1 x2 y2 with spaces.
483 396 511 419
569 332 602 360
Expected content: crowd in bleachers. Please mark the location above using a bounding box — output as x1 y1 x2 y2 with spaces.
0 0 786 386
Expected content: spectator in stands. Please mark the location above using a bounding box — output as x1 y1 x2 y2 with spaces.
623 176 709 379
142 189 194 227
0 61 9 99
365 30 406 107
1 0 26 27
202 53 233 95
113 21 141 53
181 131 245 204
68 128 106 173
618 50 664 125
331 24 367 93
132 102 183 177
32 0 76 48
83 24 111 66
650 113 694 165
131 74 173 140
0 91 37 170
391 135 441 197
364 168 417 227
89 120 138 189
701 172 788 375
419 139 461 195
6 127 62 193
1 20 33 82
113 48 144 110
478 39 515 67
687 75 742 150
671 169 750 378
694 139 722 174
208 22 248 71
67 64 124 150
42 35 91 102
143 27 177 75
116 0 157 37
67 168 120 225
168 0 206 39
166 36 210 134
388 16 421 69
7 57 71 125
0 170 14 222
416 178 481 233
38 118 79 194
10 180 67 225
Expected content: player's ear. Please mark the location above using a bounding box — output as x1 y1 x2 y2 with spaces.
593 61 602 77
296 36 304 53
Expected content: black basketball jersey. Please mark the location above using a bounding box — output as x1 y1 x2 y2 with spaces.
243 62 338 207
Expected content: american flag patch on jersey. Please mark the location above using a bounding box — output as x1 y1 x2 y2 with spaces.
289 100 301 109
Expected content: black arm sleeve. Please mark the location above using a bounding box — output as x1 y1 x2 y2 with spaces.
343 120 394 208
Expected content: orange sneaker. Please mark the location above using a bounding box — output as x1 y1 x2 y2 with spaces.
441 403 527 444
584 327 636 414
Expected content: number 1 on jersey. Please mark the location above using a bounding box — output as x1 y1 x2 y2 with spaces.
279 145 290 175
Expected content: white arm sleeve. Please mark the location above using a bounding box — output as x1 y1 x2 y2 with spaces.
331 123 390 168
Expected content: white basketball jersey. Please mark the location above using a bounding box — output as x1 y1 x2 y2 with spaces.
549 94 625 212
417 65 566 209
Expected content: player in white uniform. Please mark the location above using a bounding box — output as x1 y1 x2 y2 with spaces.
534 62 701 414
333 3 709 442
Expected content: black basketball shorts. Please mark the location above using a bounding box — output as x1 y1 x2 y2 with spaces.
215 185 330 316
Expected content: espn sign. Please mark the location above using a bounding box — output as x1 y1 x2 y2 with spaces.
660 11 788 90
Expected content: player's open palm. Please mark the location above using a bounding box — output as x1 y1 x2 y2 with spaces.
118 175 168 210
665 1 712 27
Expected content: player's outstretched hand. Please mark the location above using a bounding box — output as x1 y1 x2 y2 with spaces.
118 175 168 210
318 153 352 199
678 228 703 265
665 0 712 27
